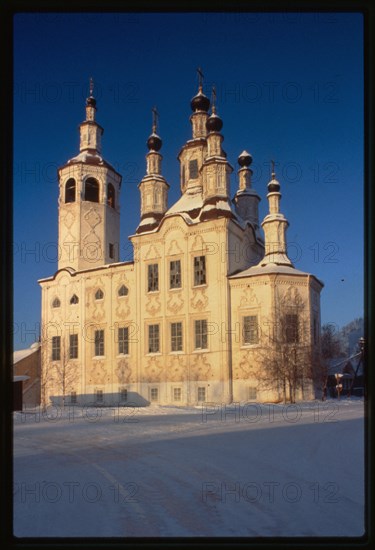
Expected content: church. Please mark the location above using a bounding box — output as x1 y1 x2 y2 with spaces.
39 76 324 407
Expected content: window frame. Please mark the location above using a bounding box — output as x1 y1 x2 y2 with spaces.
51 335 61 361
170 321 183 352
284 313 299 344
118 284 129 297
94 329 105 357
197 386 206 402
118 326 129 355
194 319 208 350
173 387 182 402
52 297 61 308
147 263 159 292
150 387 159 402
69 333 78 359
193 255 206 286
65 178 76 203
84 177 99 203
95 288 104 301
242 315 259 346
148 324 160 354
169 259 182 289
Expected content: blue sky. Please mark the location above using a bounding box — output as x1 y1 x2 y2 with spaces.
13 12 364 350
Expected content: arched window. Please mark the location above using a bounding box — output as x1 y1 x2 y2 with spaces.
70 294 79 305
118 285 128 297
84 178 99 202
95 289 104 300
65 179 76 203
107 183 115 208
52 297 61 308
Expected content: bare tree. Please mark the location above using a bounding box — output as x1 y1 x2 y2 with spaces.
253 296 317 404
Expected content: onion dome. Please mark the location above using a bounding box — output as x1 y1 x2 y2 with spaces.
206 112 223 133
268 174 280 192
147 132 162 152
238 150 253 167
86 95 96 108
191 88 210 112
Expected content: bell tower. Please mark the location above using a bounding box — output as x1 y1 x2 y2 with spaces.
57 79 122 271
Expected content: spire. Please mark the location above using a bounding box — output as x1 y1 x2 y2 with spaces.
206 85 223 134
147 106 162 152
85 76 97 122
137 108 169 233
259 161 292 267
190 68 210 113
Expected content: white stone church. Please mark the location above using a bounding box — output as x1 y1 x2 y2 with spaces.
39 77 323 407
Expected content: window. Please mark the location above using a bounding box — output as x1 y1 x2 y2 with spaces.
65 178 76 203
94 329 105 356
118 327 129 355
109 243 114 259
84 178 99 202
107 183 115 208
150 387 158 402
197 387 206 402
118 284 128 297
171 322 183 352
119 388 128 402
52 297 60 308
69 334 78 359
173 388 182 402
148 324 160 353
189 159 198 179
95 289 104 300
195 319 208 350
70 294 79 305
148 264 159 292
52 336 61 361
194 256 206 286
248 387 257 400
243 315 259 345
284 314 299 343
96 390 104 404
170 260 181 289
70 391 77 404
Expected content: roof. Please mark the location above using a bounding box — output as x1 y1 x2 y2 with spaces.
13 342 40 365
229 263 319 279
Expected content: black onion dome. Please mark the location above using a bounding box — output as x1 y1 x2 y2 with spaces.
86 96 97 107
147 132 162 151
191 89 210 112
206 112 223 133
238 150 253 167
268 178 280 192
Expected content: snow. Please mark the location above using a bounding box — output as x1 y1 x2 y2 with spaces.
230 263 311 278
165 188 203 217
13 343 40 365
13 399 365 537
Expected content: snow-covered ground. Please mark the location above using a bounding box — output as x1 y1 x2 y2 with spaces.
13 399 365 537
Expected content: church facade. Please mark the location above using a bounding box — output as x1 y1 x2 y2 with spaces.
39 79 323 407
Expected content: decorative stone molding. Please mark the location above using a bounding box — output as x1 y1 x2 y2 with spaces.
87 360 108 385
167 239 184 256
190 353 212 381
144 356 164 382
145 293 161 315
190 287 208 311
281 285 304 307
167 355 185 381
239 285 259 308
115 359 134 384
167 292 184 314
